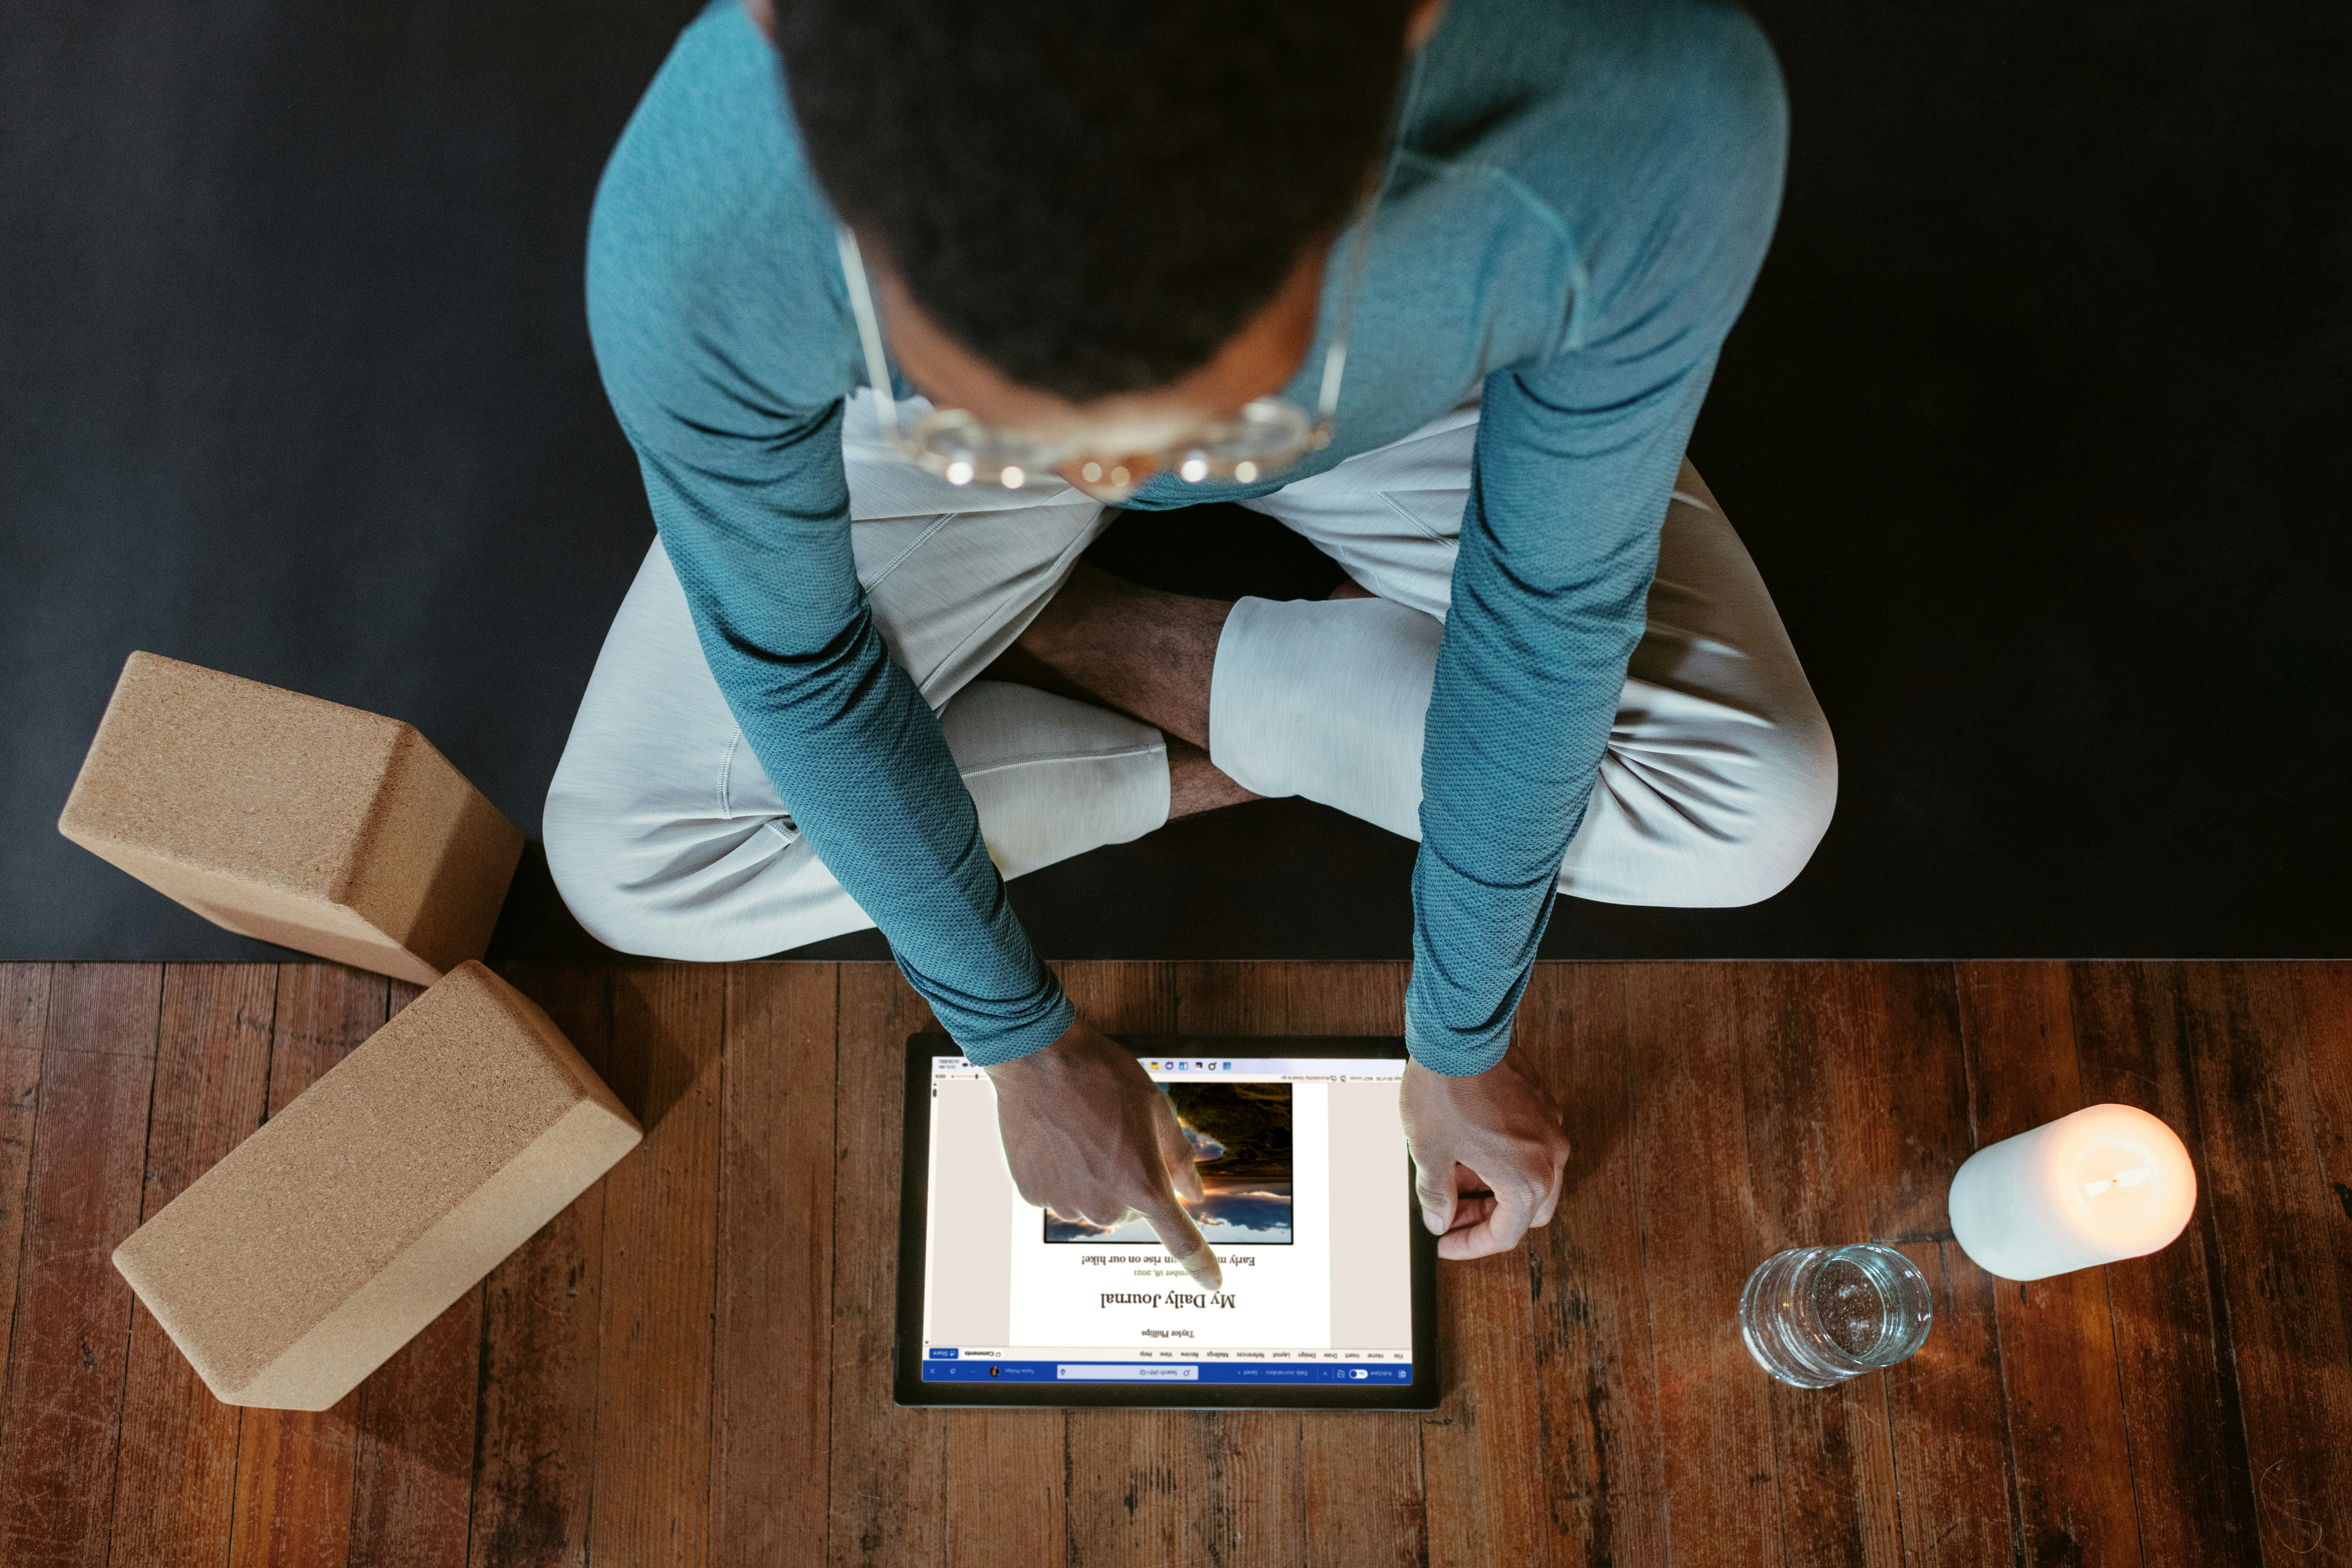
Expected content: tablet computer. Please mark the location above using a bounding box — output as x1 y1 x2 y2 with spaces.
895 1034 1439 1410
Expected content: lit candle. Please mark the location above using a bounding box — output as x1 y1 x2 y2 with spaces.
1947 1104 2196 1281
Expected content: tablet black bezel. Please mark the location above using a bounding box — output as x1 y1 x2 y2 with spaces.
894 1033 1441 1410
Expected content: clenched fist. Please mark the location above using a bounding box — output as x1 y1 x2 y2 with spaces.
1401 1043 1572 1260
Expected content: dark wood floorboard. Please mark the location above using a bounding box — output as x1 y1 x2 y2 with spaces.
109 964 277 1566
590 967 724 1568
0 965 163 1568
0 964 54 1493
1854 963 2016 1568
1520 962 1668 1568
227 964 388 1568
1626 963 1780 1568
2178 965 2352 1564
2068 962 2263 1567
1958 963 2145 1568
1738 964 1904 1568
712 964 837 1567
463 966 607 1568
0 959 2340 1568
2293 965 2352 1369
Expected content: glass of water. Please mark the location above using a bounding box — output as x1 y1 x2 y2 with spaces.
1739 1242 1933 1387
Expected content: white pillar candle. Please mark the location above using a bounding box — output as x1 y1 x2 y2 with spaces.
1947 1104 2197 1281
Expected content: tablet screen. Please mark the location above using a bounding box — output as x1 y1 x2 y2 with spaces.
912 1048 1421 1393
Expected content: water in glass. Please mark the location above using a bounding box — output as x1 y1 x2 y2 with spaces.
1739 1242 1933 1388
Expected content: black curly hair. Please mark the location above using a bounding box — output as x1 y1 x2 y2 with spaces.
775 0 1414 401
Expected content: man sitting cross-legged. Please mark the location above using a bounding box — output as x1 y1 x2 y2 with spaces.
546 0 1834 1281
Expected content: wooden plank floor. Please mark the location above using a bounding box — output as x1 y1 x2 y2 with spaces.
0 960 2345 1567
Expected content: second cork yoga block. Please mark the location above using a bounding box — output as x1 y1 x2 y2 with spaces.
112 961 643 1411
57 650 524 985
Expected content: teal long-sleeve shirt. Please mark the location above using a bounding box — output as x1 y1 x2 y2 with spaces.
584 0 1787 1072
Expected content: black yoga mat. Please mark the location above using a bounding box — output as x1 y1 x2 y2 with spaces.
5 0 2344 964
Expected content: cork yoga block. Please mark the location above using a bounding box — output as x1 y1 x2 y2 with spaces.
58 651 524 985
113 961 643 1410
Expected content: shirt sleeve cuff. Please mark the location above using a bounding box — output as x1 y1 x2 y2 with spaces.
1403 1020 1511 1078
952 986 1078 1067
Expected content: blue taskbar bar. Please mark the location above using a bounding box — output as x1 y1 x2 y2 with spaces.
922 1357 1413 1385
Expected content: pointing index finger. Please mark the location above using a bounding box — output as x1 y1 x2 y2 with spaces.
1154 1096 1207 1205
1136 1192 1222 1291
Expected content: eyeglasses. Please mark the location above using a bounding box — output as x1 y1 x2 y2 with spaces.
835 182 1381 501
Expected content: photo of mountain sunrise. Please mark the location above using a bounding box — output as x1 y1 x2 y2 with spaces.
1043 1081 1295 1245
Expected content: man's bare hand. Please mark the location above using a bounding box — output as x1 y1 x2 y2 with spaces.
1400 1044 1572 1260
985 1018 1221 1289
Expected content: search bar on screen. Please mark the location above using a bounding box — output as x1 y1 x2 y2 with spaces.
1056 1364 1200 1381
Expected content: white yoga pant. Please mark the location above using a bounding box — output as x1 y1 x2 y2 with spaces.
544 396 1837 958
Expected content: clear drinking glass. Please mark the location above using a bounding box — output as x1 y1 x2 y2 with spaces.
1739 1243 1933 1388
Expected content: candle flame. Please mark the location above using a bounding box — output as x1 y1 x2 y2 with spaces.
2078 1165 2152 1200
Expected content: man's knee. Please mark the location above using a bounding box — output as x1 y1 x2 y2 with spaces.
542 768 830 961
541 777 688 958
1706 709 1838 907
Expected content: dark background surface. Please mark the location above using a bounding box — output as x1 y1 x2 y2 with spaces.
5 0 2345 964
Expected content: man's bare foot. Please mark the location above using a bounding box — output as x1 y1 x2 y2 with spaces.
1014 562 1230 749
973 575 1257 819
1167 737 1257 818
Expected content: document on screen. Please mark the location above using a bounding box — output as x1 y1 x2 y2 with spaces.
916 1054 1417 1386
